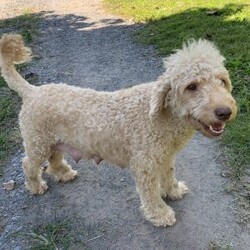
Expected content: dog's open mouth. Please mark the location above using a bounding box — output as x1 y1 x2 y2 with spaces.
198 120 225 137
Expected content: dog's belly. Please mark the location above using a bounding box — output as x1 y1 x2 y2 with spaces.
53 142 102 164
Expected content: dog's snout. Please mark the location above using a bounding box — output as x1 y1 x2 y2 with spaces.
214 107 232 121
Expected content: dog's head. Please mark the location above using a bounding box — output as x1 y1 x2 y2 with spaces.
149 39 237 138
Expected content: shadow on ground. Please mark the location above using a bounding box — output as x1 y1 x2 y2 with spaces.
136 3 250 55
1 11 163 90
135 4 250 171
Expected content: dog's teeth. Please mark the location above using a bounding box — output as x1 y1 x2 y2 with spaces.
209 124 223 134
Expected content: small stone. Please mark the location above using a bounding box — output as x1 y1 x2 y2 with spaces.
3 180 15 191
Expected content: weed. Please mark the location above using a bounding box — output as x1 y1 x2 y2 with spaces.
208 241 233 250
20 221 84 250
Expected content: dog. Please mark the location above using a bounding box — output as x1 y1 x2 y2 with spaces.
0 34 237 227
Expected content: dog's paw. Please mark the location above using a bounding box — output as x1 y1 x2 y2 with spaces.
147 206 176 227
167 181 188 200
46 163 78 182
26 180 48 195
60 169 78 182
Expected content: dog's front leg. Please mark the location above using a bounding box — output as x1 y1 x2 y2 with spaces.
160 155 188 200
132 165 176 227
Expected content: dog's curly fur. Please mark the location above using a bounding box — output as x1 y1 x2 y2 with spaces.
0 34 237 227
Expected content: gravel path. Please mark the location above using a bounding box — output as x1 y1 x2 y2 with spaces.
0 1 249 249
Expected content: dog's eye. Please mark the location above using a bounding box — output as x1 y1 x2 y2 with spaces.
186 83 197 92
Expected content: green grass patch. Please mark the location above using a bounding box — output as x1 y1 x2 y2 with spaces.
0 85 22 172
104 0 250 174
0 12 39 42
0 12 40 172
208 241 233 250
19 221 84 250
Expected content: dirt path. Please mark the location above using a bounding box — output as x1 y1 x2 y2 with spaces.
0 1 249 249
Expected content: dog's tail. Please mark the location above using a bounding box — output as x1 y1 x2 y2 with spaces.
0 34 34 98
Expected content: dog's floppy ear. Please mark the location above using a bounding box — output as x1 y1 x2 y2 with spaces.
216 72 233 92
149 77 171 119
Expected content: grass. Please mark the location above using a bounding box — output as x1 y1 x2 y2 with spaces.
0 12 39 42
0 78 22 174
208 241 233 250
104 0 250 175
0 12 39 173
19 221 85 250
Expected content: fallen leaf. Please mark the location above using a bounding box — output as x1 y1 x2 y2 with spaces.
206 10 218 15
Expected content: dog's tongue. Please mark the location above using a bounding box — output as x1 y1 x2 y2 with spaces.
209 123 225 133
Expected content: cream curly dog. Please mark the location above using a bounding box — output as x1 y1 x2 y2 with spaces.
0 34 237 227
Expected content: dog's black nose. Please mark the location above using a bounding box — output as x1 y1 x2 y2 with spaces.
214 107 232 121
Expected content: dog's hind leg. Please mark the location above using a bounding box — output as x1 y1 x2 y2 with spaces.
160 155 188 200
21 134 53 194
46 151 78 182
22 155 48 195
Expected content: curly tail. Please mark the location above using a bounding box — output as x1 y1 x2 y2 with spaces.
0 34 34 98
